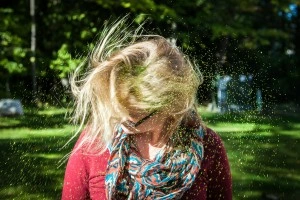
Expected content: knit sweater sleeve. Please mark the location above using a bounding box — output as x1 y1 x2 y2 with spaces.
61 131 110 200
204 128 232 200
182 127 232 200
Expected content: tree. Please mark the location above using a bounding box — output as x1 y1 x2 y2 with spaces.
1 0 299 104
0 1 29 98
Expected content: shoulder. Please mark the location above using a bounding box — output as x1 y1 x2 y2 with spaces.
64 130 110 184
202 126 229 169
70 130 110 172
203 127 225 150
203 127 232 199
182 126 230 199
185 126 232 199
62 131 110 199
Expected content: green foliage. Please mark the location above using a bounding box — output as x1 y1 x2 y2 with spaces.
1 0 300 103
0 7 28 76
50 44 81 78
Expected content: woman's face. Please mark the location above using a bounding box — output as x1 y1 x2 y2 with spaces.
121 110 165 134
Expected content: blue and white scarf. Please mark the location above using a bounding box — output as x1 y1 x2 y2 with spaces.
105 126 204 200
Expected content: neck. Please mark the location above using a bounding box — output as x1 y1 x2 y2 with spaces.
133 135 166 160
133 119 175 160
134 130 167 147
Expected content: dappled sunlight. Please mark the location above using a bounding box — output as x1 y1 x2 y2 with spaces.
200 110 300 200
0 107 299 199
2 0 300 199
25 153 65 160
211 122 264 133
0 108 76 200
0 127 74 139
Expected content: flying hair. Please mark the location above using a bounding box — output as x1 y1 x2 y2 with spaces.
68 16 203 154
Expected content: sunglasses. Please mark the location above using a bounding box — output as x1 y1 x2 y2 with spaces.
123 110 157 129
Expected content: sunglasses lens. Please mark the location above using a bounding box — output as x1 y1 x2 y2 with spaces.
122 110 157 132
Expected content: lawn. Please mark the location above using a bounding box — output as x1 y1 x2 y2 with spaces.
0 106 299 199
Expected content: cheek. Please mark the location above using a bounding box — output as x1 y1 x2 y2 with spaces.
141 119 163 131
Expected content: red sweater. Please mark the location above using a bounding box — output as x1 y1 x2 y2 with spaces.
62 128 232 200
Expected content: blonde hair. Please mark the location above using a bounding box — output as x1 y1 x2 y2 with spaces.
70 17 203 154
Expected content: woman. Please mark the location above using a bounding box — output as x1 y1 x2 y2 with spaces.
62 18 232 200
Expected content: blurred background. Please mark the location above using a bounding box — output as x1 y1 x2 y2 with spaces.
0 0 299 199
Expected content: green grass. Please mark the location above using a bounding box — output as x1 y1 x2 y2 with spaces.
199 107 300 200
0 107 76 200
0 107 299 199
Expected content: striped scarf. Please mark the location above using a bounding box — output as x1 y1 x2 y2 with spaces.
105 126 204 200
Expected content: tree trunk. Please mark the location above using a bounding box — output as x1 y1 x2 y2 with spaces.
30 0 38 104
5 77 11 98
